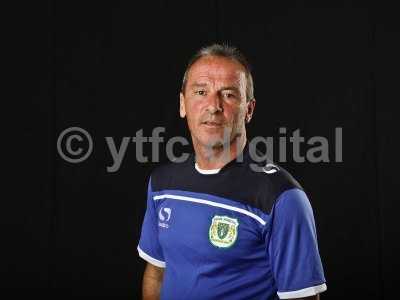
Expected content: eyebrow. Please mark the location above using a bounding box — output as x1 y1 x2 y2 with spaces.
219 86 240 93
189 83 240 93
189 83 208 89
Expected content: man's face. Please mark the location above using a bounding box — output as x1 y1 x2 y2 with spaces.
180 56 255 150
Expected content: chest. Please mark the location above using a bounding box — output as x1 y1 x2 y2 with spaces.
155 196 267 264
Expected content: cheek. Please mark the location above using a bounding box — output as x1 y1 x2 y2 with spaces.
225 105 245 123
185 102 203 126
187 101 204 120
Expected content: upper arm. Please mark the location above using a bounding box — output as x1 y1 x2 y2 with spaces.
137 177 166 267
144 262 164 281
142 263 164 300
267 188 327 299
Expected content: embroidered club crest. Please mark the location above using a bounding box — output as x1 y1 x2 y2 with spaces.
209 215 239 248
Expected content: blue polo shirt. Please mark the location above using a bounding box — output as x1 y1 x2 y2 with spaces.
138 146 327 299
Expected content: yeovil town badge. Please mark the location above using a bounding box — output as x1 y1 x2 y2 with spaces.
209 215 239 248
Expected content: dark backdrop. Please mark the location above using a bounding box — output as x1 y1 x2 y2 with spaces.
4 1 399 299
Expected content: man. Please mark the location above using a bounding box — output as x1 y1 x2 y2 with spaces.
137 44 327 300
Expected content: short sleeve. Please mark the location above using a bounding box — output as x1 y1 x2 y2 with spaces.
267 188 327 299
137 177 165 268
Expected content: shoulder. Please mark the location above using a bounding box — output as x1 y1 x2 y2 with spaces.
240 148 303 214
149 154 194 191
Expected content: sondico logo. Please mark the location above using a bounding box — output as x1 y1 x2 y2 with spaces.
158 207 172 229
262 163 280 174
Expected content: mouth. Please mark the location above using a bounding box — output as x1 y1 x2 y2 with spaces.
202 121 223 128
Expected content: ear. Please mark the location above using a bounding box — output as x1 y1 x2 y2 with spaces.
179 92 186 118
245 98 256 123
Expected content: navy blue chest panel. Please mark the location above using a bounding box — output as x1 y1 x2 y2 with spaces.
153 190 271 267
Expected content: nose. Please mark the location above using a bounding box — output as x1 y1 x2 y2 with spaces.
206 92 223 114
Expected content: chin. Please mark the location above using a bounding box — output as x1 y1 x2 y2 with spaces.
199 135 230 149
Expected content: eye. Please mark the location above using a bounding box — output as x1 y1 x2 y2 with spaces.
222 92 236 99
195 90 206 96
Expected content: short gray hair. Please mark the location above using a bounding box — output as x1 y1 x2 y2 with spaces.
181 44 254 102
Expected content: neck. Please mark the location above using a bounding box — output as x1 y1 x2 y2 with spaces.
193 133 247 170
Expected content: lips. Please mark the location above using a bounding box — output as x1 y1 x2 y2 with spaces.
202 121 224 127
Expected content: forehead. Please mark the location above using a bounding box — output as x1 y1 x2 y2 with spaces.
187 56 246 85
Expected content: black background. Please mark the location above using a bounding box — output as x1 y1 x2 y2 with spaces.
4 0 399 299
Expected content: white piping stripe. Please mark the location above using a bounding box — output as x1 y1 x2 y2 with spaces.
153 194 266 225
137 246 166 268
277 283 327 299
